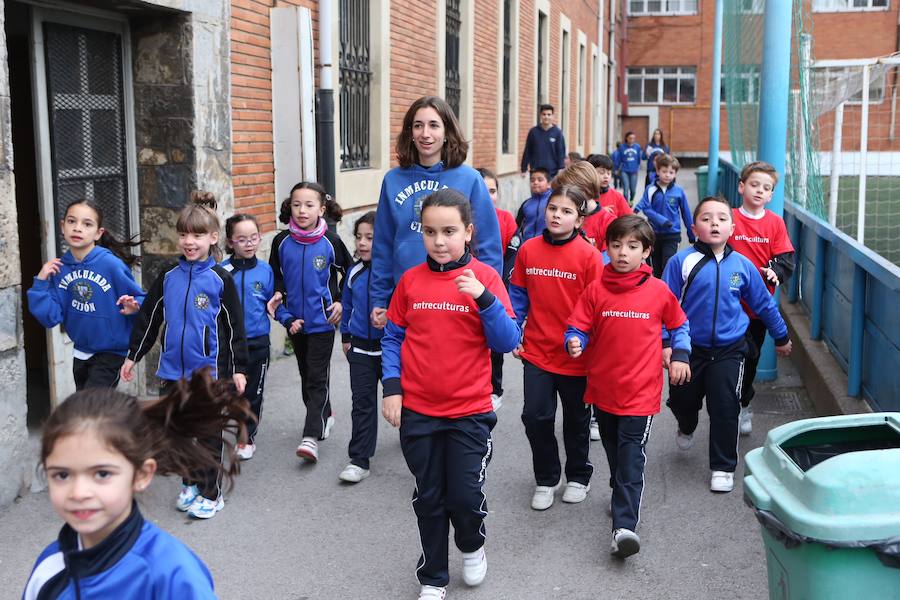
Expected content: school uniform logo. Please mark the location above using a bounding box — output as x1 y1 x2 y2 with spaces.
253 281 263 292
194 293 210 310
313 255 327 271
70 280 97 313
729 272 743 291
668 196 679 207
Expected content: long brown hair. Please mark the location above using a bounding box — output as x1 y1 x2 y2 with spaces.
41 368 253 492
64 199 142 267
395 96 469 169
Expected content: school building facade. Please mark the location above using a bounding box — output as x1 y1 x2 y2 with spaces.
620 0 900 155
0 1 611 507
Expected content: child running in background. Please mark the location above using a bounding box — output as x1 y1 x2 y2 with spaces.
269 182 353 463
27 199 145 390
338 211 383 483
565 215 691 558
222 214 275 461
510 185 602 511
634 154 695 278
552 160 615 253
24 370 250 600
478 167 516 411
587 154 632 217
643 129 670 188
662 196 792 494
615 132 642 204
121 192 248 520
515 167 553 242
381 189 520 600
728 162 794 436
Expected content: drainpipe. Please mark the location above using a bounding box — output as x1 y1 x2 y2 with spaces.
606 0 617 152
316 0 336 201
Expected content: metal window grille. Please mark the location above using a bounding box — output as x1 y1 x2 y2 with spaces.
44 23 129 256
502 0 512 153
339 0 372 170
445 0 461 118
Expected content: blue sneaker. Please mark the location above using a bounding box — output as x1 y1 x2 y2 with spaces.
187 496 224 519
175 485 200 511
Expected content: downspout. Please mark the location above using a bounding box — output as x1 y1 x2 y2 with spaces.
316 0 336 205
606 0 617 152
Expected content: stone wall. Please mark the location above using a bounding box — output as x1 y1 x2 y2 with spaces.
0 0 28 507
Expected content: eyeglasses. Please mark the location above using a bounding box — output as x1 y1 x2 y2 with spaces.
231 235 260 246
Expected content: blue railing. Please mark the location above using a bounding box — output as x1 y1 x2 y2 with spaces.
717 159 900 411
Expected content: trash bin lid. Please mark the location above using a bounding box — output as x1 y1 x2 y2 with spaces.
744 413 900 543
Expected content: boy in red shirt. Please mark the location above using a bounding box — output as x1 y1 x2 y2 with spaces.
729 162 795 435
565 215 691 558
587 154 632 217
510 185 603 512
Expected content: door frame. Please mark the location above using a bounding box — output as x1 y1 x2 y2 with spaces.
29 4 141 403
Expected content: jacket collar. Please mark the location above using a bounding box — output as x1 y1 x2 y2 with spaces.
693 240 733 259
542 229 580 246
228 256 258 271
178 254 216 273
601 263 653 294
427 249 472 272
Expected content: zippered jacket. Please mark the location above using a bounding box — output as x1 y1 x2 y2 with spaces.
634 182 695 241
220 256 274 339
514 189 553 242
340 260 384 347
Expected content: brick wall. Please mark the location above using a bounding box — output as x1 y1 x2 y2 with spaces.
471 0 499 168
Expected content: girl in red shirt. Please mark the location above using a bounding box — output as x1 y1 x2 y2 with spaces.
381 189 520 600
510 185 603 512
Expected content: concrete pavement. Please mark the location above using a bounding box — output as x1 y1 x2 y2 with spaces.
0 341 812 599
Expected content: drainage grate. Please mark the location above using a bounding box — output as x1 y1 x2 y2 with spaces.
753 390 804 415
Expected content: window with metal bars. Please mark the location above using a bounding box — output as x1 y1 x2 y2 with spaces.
502 0 512 153
339 0 372 170
43 23 129 256
445 0 461 118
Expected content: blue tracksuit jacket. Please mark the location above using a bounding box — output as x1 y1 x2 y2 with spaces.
340 260 384 347
515 189 553 242
661 242 789 349
644 143 670 173
127 255 247 380
615 142 643 174
23 504 215 600
520 125 566 177
220 256 274 339
634 182 696 241
27 246 145 357
371 162 502 308
270 228 353 334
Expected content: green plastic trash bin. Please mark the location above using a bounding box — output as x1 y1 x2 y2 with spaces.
695 165 723 201
744 413 900 600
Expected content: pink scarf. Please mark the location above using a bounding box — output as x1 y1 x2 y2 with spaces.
289 217 327 244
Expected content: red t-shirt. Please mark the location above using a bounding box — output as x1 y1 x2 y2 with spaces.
730 208 794 295
568 266 687 416
496 207 517 249
582 207 616 251
386 257 514 418
598 188 632 217
511 235 602 376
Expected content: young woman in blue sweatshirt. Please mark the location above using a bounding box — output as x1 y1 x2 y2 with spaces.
643 128 670 186
338 211 383 483
615 132 643 204
269 182 353 464
24 370 250 600
222 213 275 461
370 96 502 329
27 199 145 390
120 193 248 520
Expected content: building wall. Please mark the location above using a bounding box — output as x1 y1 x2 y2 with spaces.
623 0 900 155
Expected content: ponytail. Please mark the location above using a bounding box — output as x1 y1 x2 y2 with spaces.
280 182 343 226
178 191 222 261
63 199 141 266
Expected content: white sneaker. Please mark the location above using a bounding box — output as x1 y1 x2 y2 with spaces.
175 484 200 511
675 428 694 450
321 415 336 440
590 417 601 441
461 546 487 586
739 406 753 436
296 437 319 462
339 464 370 483
490 394 503 411
235 443 256 461
610 528 641 558
187 496 224 519
531 482 561 510
418 585 447 600
710 470 735 493
561 481 590 504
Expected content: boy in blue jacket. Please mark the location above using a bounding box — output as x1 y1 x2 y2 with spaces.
515 167 553 242
615 132 642 204
634 154 695 278
661 196 792 494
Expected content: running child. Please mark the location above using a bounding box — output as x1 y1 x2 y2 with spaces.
24 370 250 599
222 214 275 461
338 211 383 483
565 215 691 558
587 154 632 217
552 160 615 252
381 189 520 600
269 182 353 463
27 199 145 390
643 128 670 187
634 154 695 278
728 162 794 436
615 132 642 204
510 185 602 511
121 192 248 519
662 196 792 493
515 167 553 242
479 167 516 410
